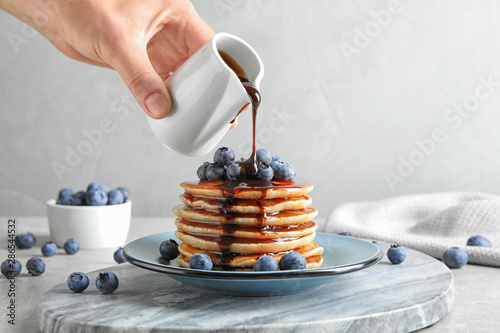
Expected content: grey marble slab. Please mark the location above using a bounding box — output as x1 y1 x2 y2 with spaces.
38 242 453 333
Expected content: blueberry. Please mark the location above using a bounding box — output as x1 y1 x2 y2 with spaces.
256 148 272 164
271 155 284 163
189 253 213 270
58 188 74 200
41 241 57 257
254 255 278 271
117 187 130 202
214 147 235 166
64 239 80 255
271 161 296 181
86 190 108 206
443 247 469 268
95 271 119 294
70 191 86 205
279 252 307 270
87 182 109 193
197 162 211 180
159 239 180 260
114 247 126 264
67 272 90 292
338 232 352 236
15 232 36 249
257 163 274 181
26 257 46 276
227 162 246 180
206 163 227 180
1 259 22 278
466 236 491 247
387 245 406 264
107 189 124 205
57 195 73 205
57 189 74 205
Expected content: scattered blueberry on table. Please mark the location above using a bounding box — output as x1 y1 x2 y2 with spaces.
114 247 127 264
67 272 90 292
64 239 80 255
279 252 307 270
95 271 119 294
15 232 36 249
387 245 406 264
197 147 296 181
466 235 491 247
442 247 469 269
1 259 22 278
338 232 352 236
26 257 46 276
254 255 278 271
159 239 180 261
41 241 57 257
189 253 213 270
56 182 130 206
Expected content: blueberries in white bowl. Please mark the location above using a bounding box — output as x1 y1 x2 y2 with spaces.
56 182 130 206
107 189 124 205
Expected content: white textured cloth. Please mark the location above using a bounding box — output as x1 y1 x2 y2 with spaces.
325 192 500 267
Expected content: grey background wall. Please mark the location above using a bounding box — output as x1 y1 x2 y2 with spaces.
2 0 500 221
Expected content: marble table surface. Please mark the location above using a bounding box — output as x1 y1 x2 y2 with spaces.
38 242 453 333
1 217 499 332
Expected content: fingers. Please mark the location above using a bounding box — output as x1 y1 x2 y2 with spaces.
112 44 171 119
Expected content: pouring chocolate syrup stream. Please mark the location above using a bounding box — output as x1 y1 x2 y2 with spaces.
215 50 264 268
218 50 261 178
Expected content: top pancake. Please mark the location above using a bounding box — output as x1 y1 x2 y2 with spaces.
181 180 313 200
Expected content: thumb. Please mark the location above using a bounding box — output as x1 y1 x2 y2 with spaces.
112 47 171 119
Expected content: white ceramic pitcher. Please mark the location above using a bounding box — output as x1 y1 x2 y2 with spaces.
147 32 264 156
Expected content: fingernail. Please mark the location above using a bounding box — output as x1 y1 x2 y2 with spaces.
145 92 168 118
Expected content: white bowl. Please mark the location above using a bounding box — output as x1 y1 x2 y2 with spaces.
46 199 132 249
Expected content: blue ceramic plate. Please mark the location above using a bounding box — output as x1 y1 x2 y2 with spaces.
123 232 382 296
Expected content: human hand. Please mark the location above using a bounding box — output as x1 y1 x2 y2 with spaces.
1 0 214 119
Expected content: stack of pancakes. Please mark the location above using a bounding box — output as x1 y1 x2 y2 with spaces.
173 180 324 270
